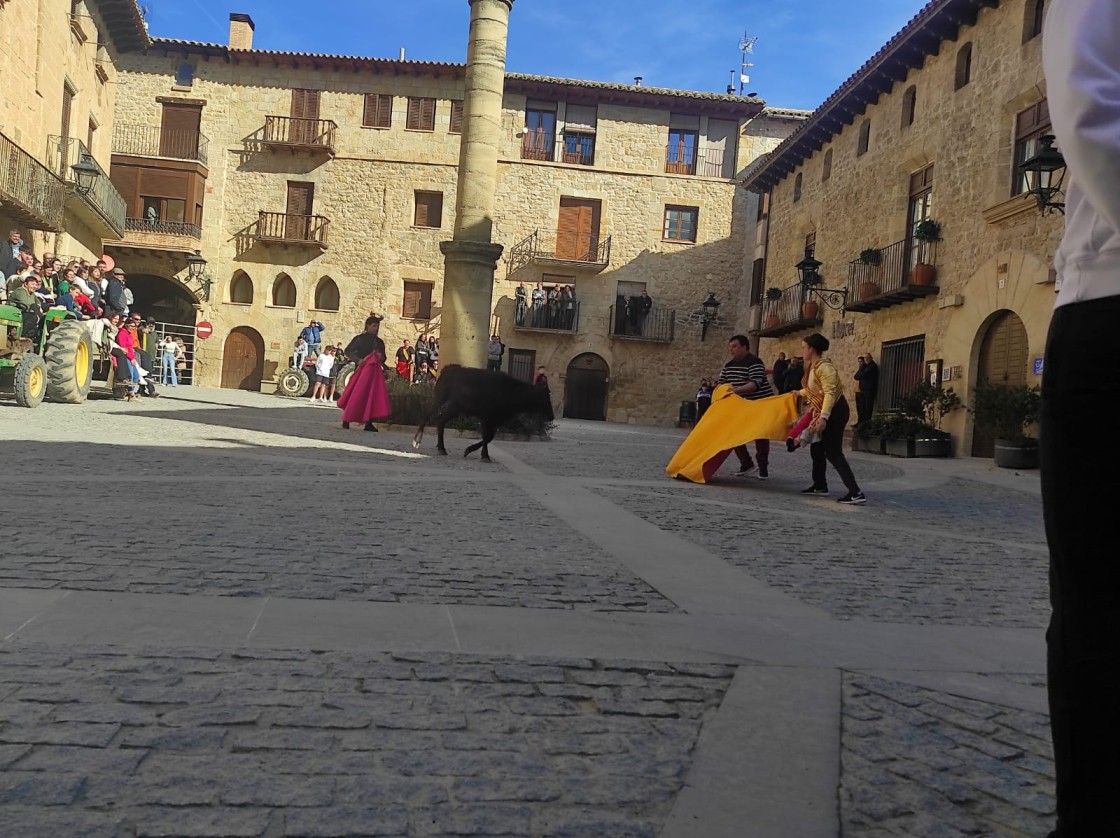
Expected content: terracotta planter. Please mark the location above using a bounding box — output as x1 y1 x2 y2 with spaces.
801 300 820 320
763 314 780 330
911 262 937 286
858 281 880 300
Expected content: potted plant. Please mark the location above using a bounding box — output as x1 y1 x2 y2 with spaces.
970 381 1041 469
857 247 882 300
852 417 886 454
911 219 941 286
800 272 821 320
880 381 961 458
763 287 782 329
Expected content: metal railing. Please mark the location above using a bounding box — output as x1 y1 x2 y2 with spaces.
507 229 611 274
609 305 675 342
560 135 595 166
664 144 733 178
0 131 65 231
262 116 337 151
521 129 554 161
845 237 938 309
257 211 330 247
760 282 816 331
46 136 125 237
125 217 202 238
516 299 580 332
112 124 209 165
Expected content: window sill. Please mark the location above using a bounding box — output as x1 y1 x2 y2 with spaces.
309 307 339 313
661 238 696 245
411 225 442 231
361 125 391 130
266 303 296 310
405 128 435 133
401 315 432 322
226 301 253 307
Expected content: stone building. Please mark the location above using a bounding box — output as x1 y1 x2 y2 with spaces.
106 11 803 422
0 0 143 262
741 0 1060 456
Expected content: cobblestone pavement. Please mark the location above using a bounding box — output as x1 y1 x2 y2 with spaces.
0 388 1053 835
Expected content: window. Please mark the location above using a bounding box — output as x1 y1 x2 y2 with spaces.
449 100 464 134
363 93 392 128
402 281 434 320
562 104 596 165
314 276 339 311
901 86 917 128
523 105 556 160
877 335 926 412
507 349 536 383
1013 100 1050 197
805 230 817 254
906 164 934 272
406 97 436 131
413 191 443 228
1023 0 1045 42
87 118 97 152
750 258 765 307
793 172 803 203
142 196 186 223
663 205 698 242
160 102 202 159
174 63 194 87
857 120 871 156
955 43 973 90
666 128 698 174
822 149 833 182
272 274 296 307
230 271 253 304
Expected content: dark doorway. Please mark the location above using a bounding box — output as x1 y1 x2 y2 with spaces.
972 310 1029 457
125 273 198 326
564 353 608 420
221 326 265 390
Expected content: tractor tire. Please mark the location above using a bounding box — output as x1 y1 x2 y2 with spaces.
334 362 356 395
277 367 309 398
14 353 47 408
44 319 93 404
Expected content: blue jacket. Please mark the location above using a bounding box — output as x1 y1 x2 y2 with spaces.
299 323 324 344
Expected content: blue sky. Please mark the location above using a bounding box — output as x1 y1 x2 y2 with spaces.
144 0 929 111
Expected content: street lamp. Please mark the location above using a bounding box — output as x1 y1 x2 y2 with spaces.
796 247 847 313
70 151 100 196
700 292 721 341
185 250 212 302
1018 134 1066 215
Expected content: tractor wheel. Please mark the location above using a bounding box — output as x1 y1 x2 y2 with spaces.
277 367 309 398
334 362 356 395
14 353 47 408
44 320 93 404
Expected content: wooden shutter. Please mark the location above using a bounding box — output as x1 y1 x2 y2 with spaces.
61 84 73 142
407 97 435 131
556 198 600 260
142 169 188 199
449 100 464 133
403 282 432 319
110 165 141 216
160 103 201 157
363 93 392 128
414 192 442 228
291 89 320 121
285 181 314 240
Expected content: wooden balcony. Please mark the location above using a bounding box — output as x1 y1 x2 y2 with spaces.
256 211 329 250
261 116 337 155
757 282 824 338
115 217 202 254
844 237 940 313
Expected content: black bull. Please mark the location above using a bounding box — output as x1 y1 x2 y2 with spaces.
412 365 554 462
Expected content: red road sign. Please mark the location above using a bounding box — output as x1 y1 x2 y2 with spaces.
196 321 214 339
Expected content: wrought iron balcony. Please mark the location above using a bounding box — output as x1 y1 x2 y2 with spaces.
261 116 337 155
608 305 675 343
116 217 202 254
664 144 734 178
46 136 125 238
125 217 202 238
520 129 554 161
112 124 209 165
507 229 611 276
757 282 824 338
0 131 65 231
515 300 580 333
844 237 940 313
257 211 330 249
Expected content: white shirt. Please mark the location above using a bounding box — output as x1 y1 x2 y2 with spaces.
315 353 335 376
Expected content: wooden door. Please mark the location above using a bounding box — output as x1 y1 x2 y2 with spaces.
290 89 320 144
971 311 1029 457
285 181 314 240
563 353 609 420
221 327 264 390
556 198 600 261
160 103 201 158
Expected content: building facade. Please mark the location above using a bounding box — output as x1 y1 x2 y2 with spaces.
742 0 1059 456
107 13 803 423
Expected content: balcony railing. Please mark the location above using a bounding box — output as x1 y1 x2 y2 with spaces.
0 131 65 231
609 305 675 343
257 211 330 249
46 135 125 238
124 217 202 238
757 282 824 338
521 129 554 161
664 144 734 178
516 300 580 333
112 124 209 165
507 229 612 276
844 237 940 313
262 116 337 154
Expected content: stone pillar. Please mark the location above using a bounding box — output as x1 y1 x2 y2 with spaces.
440 0 513 370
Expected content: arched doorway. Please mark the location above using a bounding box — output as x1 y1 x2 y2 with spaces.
221 326 265 391
971 309 1029 457
564 353 608 420
127 273 199 326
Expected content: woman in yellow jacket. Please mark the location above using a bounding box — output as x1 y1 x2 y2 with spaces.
795 333 866 504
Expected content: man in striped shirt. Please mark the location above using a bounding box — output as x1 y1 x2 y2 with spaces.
717 334 774 478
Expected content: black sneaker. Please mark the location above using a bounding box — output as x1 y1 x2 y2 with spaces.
838 492 867 505
733 463 755 477
757 467 769 480
801 485 828 495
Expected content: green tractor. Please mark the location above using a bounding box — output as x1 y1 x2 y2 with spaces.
0 305 94 408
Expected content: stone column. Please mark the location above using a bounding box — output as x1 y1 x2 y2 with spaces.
439 0 514 370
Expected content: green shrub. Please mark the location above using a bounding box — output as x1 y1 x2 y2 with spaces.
970 382 1040 441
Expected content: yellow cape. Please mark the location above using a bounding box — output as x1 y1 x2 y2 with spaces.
666 385 799 483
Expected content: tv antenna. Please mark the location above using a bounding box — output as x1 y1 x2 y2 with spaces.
737 32 757 96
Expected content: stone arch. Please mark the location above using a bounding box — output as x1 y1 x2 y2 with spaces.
563 352 609 421
314 275 340 311
230 270 254 304
125 273 199 326
272 273 296 307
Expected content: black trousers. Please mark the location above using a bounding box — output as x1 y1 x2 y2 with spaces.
810 396 860 493
855 390 875 424
1043 297 1120 836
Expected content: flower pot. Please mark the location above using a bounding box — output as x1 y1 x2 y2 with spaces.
912 436 952 458
858 281 880 300
884 437 915 458
801 300 820 320
993 437 1039 469
763 314 780 330
911 262 937 286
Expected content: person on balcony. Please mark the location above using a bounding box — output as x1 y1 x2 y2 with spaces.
638 290 653 335
530 282 545 326
562 285 576 330
515 282 528 326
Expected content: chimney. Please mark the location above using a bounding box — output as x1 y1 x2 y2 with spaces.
229 13 255 50
633 76 642 86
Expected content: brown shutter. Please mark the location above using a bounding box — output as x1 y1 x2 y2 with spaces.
110 165 141 216
402 284 421 319
407 98 435 131
291 89 320 121
285 181 315 240
414 197 429 228
159 103 202 158
414 192 442 228
363 93 392 128
61 84 73 142
449 100 463 133
142 169 189 199
556 198 600 259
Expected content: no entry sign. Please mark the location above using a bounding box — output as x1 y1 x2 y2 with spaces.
196 321 214 339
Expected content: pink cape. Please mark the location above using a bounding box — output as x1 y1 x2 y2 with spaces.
337 352 391 422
